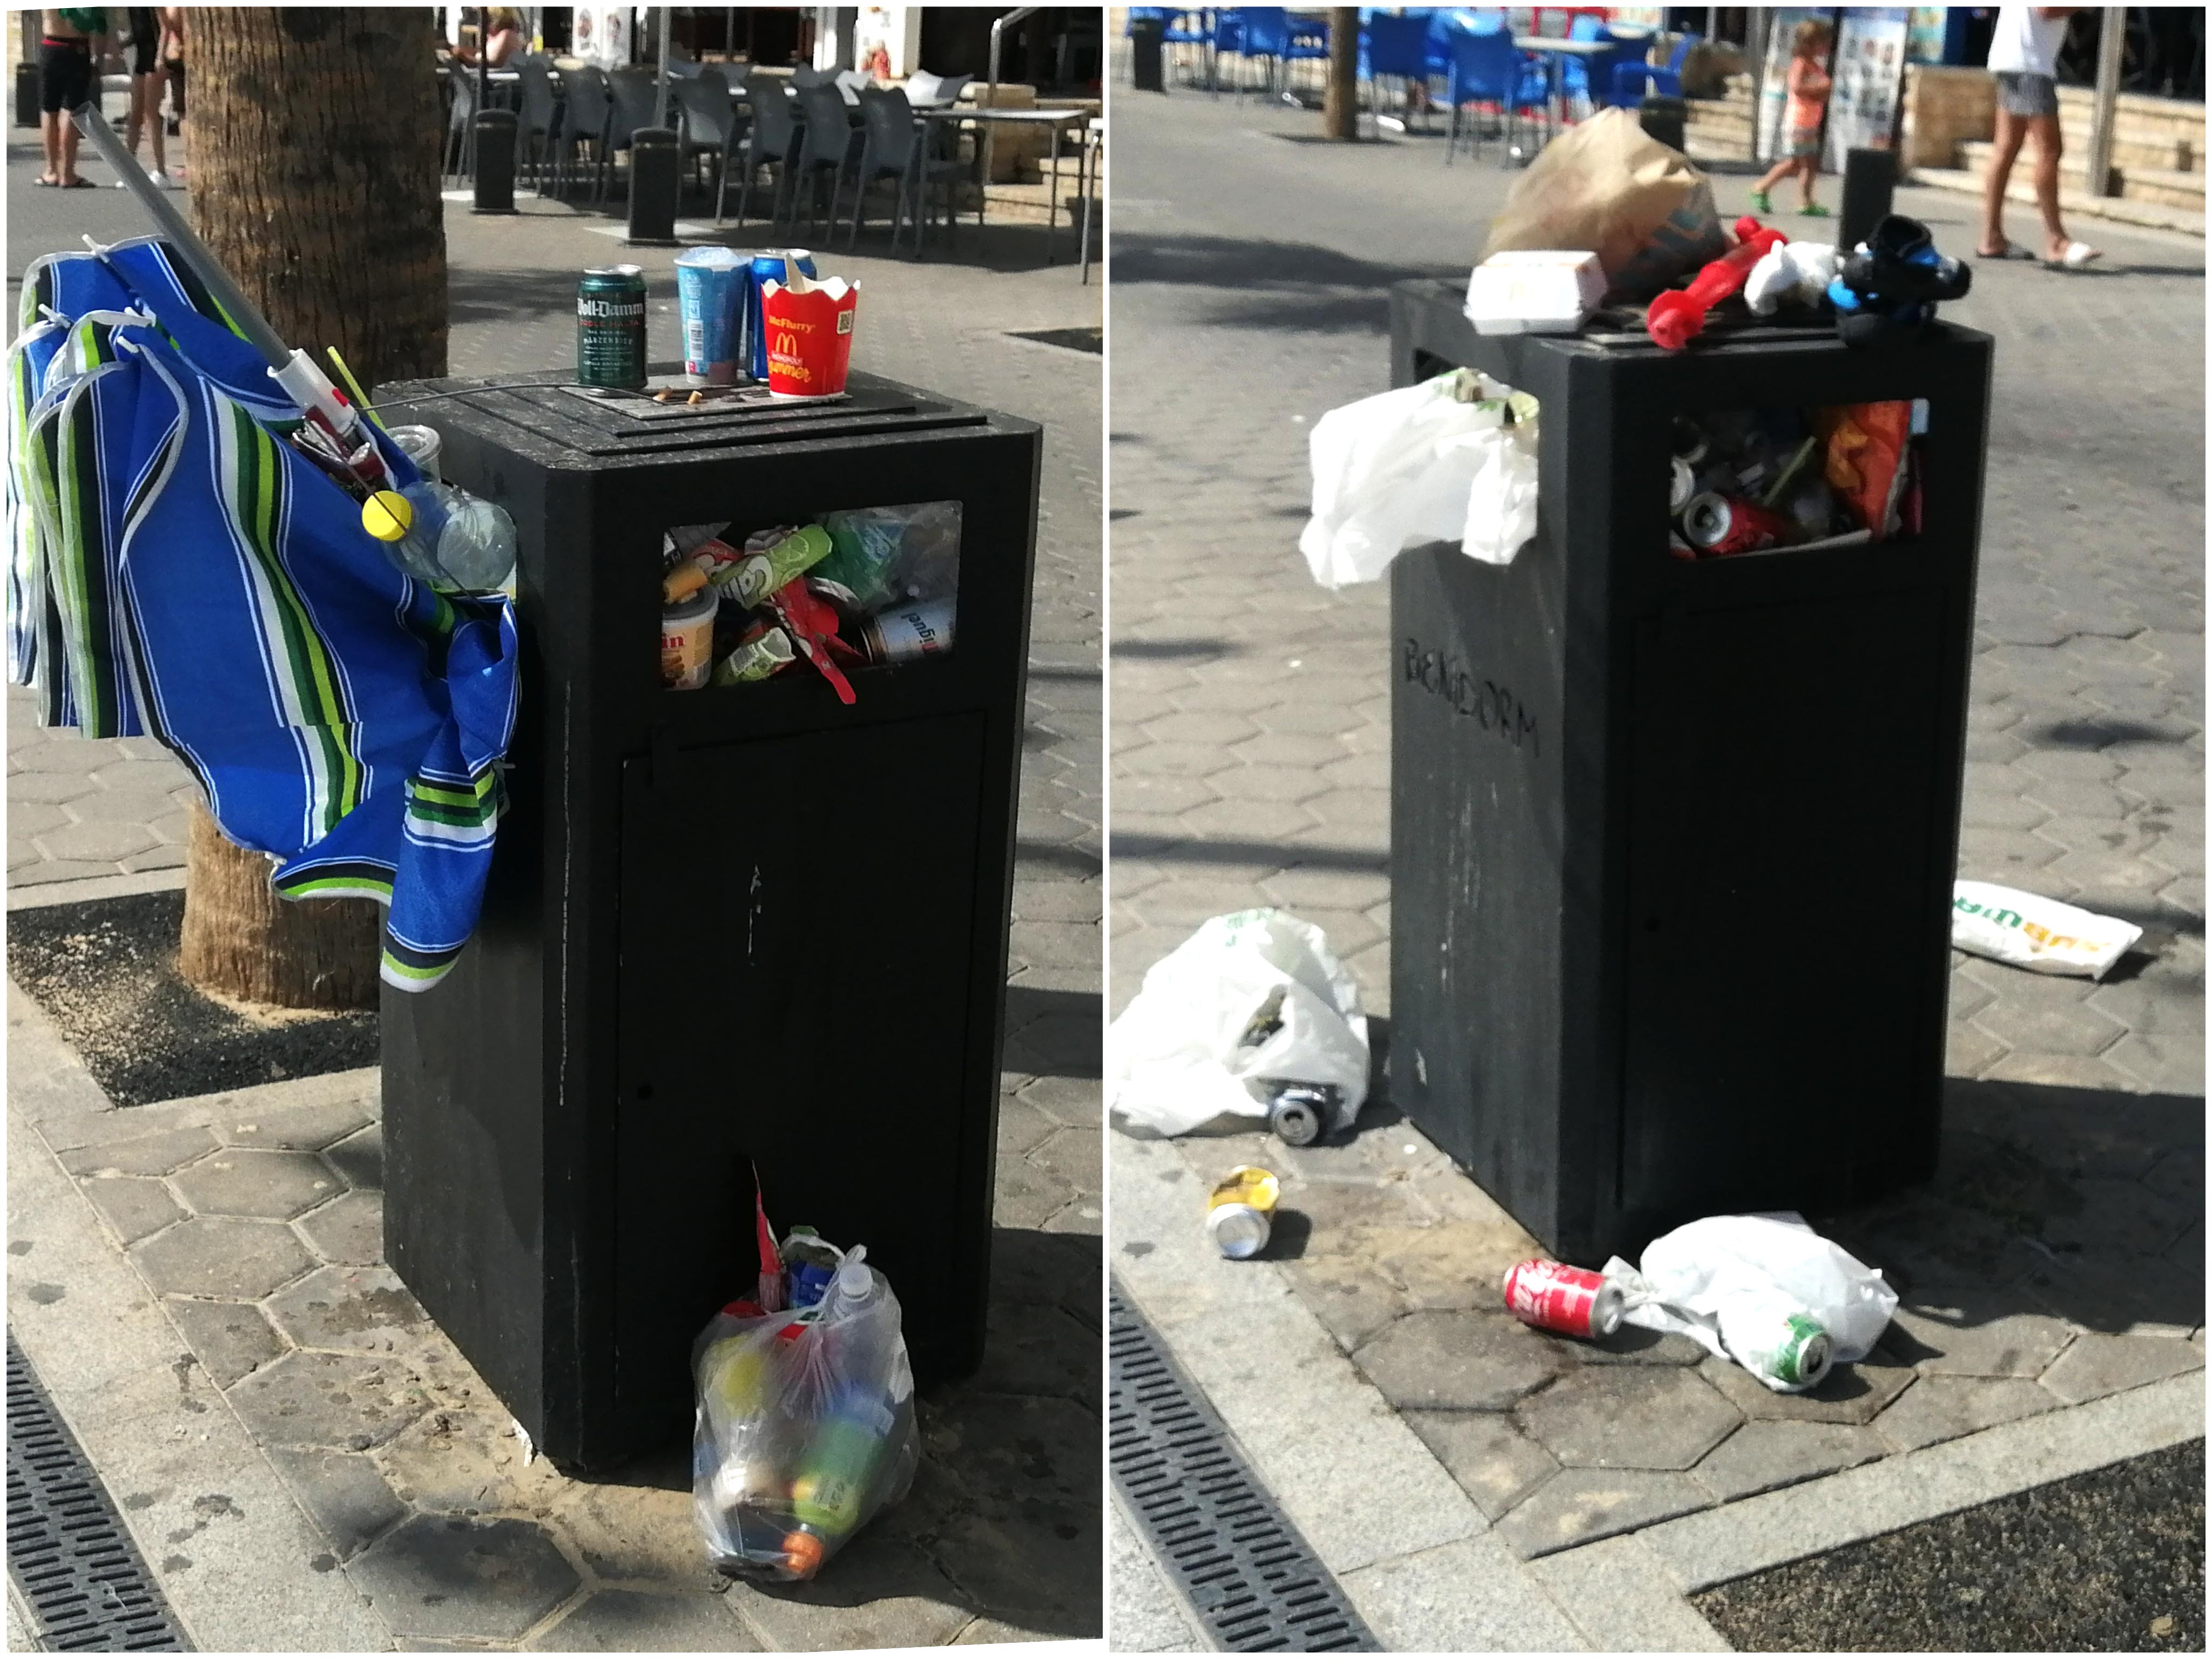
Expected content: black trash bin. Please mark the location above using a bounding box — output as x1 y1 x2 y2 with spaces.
373 368 1040 1471
1130 14 1166 92
1385 280 1991 1267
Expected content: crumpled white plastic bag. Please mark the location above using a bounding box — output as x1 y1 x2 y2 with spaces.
1603 1212 1898 1393
1108 909 1370 1139
1744 240 1838 316
1951 880 2143 981
1300 372 1540 587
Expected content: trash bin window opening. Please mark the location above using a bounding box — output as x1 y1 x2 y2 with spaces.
659 499 963 694
1667 399 1928 561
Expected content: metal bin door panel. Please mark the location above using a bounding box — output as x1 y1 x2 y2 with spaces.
613 714 987 1434
1620 586 1948 1223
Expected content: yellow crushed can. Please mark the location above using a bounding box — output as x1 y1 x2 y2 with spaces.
1205 1165 1280 1260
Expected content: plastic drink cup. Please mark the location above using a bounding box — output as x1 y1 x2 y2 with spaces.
661 590 717 690
675 247 747 385
388 424 442 480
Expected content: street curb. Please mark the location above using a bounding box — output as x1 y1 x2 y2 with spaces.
6 868 188 912
1114 1128 2205 1654
1634 1369 2207 1594
5 982 393 1653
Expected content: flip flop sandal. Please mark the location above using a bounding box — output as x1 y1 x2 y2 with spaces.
33 176 60 187
2045 240 2103 269
1975 244 2036 261
59 178 96 188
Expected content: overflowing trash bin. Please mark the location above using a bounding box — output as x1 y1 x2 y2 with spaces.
375 367 1041 1470
1382 277 1992 1266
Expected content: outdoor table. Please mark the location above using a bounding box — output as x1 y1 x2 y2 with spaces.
1515 33 1610 139
916 105 1090 265
1077 116 1104 285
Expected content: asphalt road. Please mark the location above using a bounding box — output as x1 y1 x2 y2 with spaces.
1694 1439 2207 1652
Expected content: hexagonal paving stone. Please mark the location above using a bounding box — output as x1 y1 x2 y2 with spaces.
219 1094 377 1152
165 1298 288 1387
131 1216 316 1300
170 1148 340 1220
1690 1421 1886 1503
322 1122 383 1191
58 1127 218 1178
1402 1410 1560 1520
296 1190 384 1266
1494 1469 1711 1560
8 769 100 804
1354 1311 1566 1411
1883 1298 2077 1378
375 1400 568 1517
1694 1349 1919 1426
350 1515 580 1642
530 1590 757 1651
1513 1367 1742 1471
79 1175 185 1245
226 1349 433 1452
33 821 157 864
266 1265 429 1353
2038 1333 2204 1404
1873 1375 2058 1453
265 1449 407 1562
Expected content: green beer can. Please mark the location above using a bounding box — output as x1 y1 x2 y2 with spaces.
576 265 649 389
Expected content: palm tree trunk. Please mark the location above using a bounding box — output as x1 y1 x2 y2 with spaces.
1324 9 1361 140
176 7 448 1009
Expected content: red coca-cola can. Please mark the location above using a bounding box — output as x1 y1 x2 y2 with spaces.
1502 1258 1625 1339
1682 491 1791 557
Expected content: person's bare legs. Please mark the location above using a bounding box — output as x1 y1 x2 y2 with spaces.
1754 151 1798 200
39 109 63 184
122 72 144 160
139 73 167 172
58 117 83 185
2028 111 2073 259
1978 106 2027 256
1797 155 1820 210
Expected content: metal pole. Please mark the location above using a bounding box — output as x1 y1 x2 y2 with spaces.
476 3 489 164
2084 5 2125 198
653 4 670 127
70 103 291 370
987 5 1039 106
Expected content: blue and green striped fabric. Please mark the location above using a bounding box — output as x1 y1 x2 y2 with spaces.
4 240 519 992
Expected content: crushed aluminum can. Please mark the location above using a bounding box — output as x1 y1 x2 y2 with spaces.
1683 491 1791 556
1205 1165 1280 1260
1503 1258 1626 1339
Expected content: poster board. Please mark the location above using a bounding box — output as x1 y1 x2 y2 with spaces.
570 4 633 67
1823 7 1910 171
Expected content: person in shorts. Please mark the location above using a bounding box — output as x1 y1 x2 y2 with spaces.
37 8 110 188
1750 19 1834 219
1980 5 2102 268
116 6 175 187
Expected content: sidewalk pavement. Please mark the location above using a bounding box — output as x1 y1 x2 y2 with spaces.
6 136 1101 1651
1109 90 2202 1648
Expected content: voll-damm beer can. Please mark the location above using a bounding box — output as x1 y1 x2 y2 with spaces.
576 265 649 389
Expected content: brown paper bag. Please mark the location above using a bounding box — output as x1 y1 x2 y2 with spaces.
1482 108 1729 300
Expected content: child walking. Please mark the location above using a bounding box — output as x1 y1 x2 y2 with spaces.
1751 19 1834 218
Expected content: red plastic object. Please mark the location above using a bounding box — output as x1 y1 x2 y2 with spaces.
1644 217 1788 353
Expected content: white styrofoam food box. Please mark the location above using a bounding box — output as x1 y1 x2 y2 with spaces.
1464 248 1607 336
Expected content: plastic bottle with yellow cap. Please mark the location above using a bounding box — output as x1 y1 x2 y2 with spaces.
362 481 517 592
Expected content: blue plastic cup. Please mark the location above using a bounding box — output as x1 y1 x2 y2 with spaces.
674 247 747 385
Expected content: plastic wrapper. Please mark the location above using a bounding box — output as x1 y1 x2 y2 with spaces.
815 501 962 609
1108 909 1370 1139
1301 371 1540 588
1602 1213 1898 1394
1813 401 1911 540
1952 880 2143 981
692 1238 919 1582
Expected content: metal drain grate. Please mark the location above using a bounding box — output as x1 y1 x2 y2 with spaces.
7 1336 190 1651
1110 1282 1378 1653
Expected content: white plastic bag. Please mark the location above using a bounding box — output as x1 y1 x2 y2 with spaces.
1300 372 1540 588
1951 880 2143 981
1602 1212 1898 1394
1744 240 1838 316
1461 420 1541 567
1108 909 1370 1139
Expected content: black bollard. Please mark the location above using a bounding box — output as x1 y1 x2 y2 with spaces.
1838 147 1898 255
1639 95 1687 154
16 61 41 129
1131 16 1165 92
625 126 682 246
472 107 518 214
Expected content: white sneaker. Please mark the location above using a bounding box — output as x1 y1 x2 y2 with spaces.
149 170 177 190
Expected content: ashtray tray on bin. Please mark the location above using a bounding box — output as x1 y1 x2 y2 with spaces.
372 367 1042 1470
1384 279 1992 1267
559 380 854 421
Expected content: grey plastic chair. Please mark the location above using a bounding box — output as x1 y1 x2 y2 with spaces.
792 83 862 240
606 66 662 200
514 55 561 187
734 69 799 227
675 68 745 220
849 86 965 255
551 64 612 200
443 69 478 183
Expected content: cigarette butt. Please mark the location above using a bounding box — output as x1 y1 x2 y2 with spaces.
687 390 704 406
653 388 674 403
662 562 710 604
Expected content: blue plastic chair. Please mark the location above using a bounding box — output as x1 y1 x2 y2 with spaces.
1161 8 1210 86
1363 10 1440 127
1612 30 1698 108
1284 12 1330 95
1232 6 1290 95
1559 16 1644 117
1442 20 1545 165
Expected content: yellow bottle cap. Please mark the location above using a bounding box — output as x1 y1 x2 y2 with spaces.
362 490 414 543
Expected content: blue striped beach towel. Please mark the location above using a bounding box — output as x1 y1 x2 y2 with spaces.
5 239 520 991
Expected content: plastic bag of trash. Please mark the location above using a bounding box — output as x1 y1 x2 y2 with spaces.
1301 371 1540 587
1603 1212 1897 1394
692 1204 918 1582
1952 880 2143 981
1108 909 1370 1140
